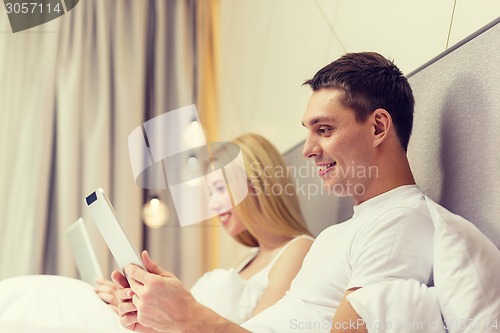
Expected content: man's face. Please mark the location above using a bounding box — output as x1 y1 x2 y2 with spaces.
302 88 376 200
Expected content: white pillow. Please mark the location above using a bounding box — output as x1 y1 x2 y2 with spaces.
347 279 446 332
0 275 128 333
426 197 500 333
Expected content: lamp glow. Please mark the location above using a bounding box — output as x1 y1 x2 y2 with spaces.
142 197 169 228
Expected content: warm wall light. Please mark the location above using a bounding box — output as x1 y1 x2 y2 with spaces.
142 197 169 228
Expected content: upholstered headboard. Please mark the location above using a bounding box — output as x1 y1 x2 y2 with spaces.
284 17 500 248
406 18 500 248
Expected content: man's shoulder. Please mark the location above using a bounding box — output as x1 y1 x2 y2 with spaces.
354 191 434 240
313 187 432 243
369 188 430 222
357 207 434 255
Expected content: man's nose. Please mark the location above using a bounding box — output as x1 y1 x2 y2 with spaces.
303 136 320 159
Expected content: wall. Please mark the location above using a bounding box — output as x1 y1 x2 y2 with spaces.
215 1 500 267
282 19 500 246
218 0 500 152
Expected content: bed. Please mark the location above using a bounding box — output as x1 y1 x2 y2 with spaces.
0 275 128 333
1 15 499 333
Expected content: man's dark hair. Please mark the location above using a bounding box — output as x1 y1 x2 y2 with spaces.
304 52 415 151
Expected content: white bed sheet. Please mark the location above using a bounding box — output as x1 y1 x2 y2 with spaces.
0 275 129 333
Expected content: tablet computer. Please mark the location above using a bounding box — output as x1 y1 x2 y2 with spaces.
66 218 104 286
85 188 145 273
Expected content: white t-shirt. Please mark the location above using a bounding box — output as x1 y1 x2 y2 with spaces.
190 235 314 324
242 185 434 332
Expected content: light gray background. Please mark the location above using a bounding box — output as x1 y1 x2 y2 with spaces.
284 18 500 248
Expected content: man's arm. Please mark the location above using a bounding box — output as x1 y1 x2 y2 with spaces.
330 288 367 333
189 305 250 333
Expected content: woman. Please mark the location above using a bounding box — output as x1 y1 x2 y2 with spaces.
104 133 314 326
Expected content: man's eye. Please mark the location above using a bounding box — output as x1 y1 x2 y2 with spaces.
318 127 332 135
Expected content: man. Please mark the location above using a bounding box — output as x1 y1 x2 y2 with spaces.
114 52 434 333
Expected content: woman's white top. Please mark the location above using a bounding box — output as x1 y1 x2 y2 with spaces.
190 235 314 324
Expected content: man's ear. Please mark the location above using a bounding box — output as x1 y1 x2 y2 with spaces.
371 108 392 147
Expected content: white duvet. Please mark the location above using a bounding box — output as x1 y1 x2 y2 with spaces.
0 275 128 333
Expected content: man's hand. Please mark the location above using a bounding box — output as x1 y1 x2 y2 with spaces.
131 251 192 331
95 278 119 313
112 268 146 331
115 250 201 332
114 250 247 333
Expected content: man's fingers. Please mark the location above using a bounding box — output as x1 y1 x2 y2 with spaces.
117 300 140 330
142 250 167 276
131 293 143 309
116 287 134 302
142 250 176 278
97 291 117 305
119 312 139 331
125 264 149 285
118 299 138 316
111 271 130 288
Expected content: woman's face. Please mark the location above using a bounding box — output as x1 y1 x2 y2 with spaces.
207 171 246 237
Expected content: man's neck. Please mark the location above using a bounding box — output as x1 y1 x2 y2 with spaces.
352 156 416 205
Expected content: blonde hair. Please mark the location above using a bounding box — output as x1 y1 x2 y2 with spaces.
228 133 312 247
